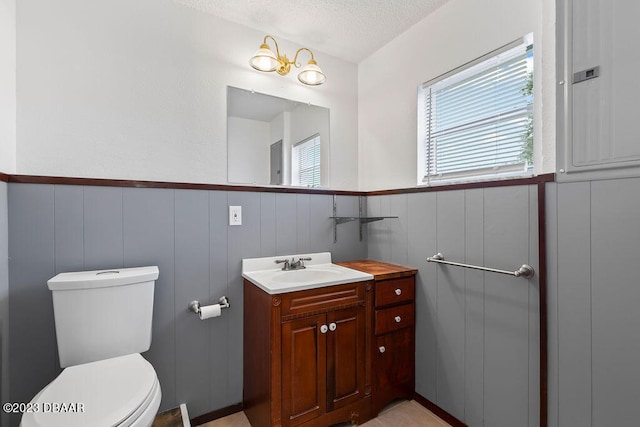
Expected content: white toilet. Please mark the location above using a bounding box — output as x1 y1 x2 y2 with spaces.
21 266 162 427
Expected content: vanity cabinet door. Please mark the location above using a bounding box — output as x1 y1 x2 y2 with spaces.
281 314 327 426
374 327 414 406
326 306 367 412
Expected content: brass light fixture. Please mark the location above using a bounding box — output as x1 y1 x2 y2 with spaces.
249 35 326 86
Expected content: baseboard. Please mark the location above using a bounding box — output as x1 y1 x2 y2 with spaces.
413 392 468 427
189 402 243 426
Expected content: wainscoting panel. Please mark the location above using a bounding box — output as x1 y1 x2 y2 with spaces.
7 183 366 426
0 182 10 427
368 184 540 427
547 176 640 427
7 184 57 427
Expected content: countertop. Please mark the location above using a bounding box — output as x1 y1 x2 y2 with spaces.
335 259 417 280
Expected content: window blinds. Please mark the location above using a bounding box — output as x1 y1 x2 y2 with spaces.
422 41 533 182
292 134 321 187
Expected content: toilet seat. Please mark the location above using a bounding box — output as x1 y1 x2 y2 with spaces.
21 353 160 427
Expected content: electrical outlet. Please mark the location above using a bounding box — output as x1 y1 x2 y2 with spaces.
229 206 242 226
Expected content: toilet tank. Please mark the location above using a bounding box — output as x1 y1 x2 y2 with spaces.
47 266 159 368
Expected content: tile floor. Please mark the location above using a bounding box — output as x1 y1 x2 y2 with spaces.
197 400 452 427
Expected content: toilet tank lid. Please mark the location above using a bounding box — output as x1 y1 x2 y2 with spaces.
48 266 159 291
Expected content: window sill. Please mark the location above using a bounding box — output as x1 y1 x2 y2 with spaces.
420 170 534 188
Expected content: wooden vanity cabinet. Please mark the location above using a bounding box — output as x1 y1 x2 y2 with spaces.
336 260 417 417
243 279 373 427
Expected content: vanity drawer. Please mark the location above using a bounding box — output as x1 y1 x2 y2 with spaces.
279 281 369 318
375 303 414 335
375 277 414 308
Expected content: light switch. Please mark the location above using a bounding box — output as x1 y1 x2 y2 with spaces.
229 206 242 226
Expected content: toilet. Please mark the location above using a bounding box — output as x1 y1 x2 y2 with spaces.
20 266 162 427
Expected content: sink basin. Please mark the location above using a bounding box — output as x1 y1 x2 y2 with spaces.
242 252 373 294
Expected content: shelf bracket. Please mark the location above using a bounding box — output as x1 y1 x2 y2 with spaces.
330 195 398 243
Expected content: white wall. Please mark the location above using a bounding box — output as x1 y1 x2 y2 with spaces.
358 0 556 191
0 0 16 173
15 0 359 190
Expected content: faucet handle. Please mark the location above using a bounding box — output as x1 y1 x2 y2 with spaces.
274 259 290 270
294 256 311 268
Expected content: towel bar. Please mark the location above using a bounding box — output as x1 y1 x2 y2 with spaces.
427 253 534 279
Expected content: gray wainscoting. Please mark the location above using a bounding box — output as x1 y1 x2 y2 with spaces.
6 183 366 426
0 182 9 427
367 185 541 427
546 177 640 427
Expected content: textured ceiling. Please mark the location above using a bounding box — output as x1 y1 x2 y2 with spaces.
176 0 451 63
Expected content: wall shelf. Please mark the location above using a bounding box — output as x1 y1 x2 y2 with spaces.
330 195 397 242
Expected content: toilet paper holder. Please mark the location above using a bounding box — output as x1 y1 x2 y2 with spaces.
188 296 230 315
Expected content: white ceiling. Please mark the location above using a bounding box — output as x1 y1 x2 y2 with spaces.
176 0 451 63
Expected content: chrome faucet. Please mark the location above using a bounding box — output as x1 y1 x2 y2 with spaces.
275 257 312 271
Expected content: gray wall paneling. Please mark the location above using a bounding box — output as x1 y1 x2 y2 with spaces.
123 187 177 409
549 176 640 426
406 192 438 402
545 183 559 427
435 190 466 417
367 194 408 266
83 186 124 270
226 190 261 404
53 186 84 273
308 194 334 254
590 179 640 425
0 182 9 427
332 195 366 261
369 185 540 427
209 191 229 407
275 193 298 255
482 186 536 427
463 189 484 427
527 186 540 427
6 184 366 426
7 184 57 427
556 182 591 427
174 189 210 417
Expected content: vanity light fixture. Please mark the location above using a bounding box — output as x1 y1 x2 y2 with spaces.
249 35 326 86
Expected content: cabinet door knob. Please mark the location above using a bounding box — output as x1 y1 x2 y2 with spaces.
379 346 386 353
395 288 402 296
329 322 337 331
320 324 328 334
394 316 402 323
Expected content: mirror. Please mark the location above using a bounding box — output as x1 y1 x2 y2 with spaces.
227 87 330 187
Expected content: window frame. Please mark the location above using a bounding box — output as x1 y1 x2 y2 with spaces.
417 34 534 186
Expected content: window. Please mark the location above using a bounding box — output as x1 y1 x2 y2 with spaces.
292 134 321 187
418 34 533 184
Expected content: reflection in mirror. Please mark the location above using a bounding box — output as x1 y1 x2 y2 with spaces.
227 87 330 187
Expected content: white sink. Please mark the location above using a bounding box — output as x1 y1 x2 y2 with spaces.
242 252 373 294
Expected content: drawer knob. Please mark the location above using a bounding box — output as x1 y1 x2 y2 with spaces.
394 316 402 323
320 324 328 334
329 322 337 331
379 346 386 354
395 288 402 296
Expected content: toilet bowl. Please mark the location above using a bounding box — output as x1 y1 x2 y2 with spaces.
20 353 161 427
